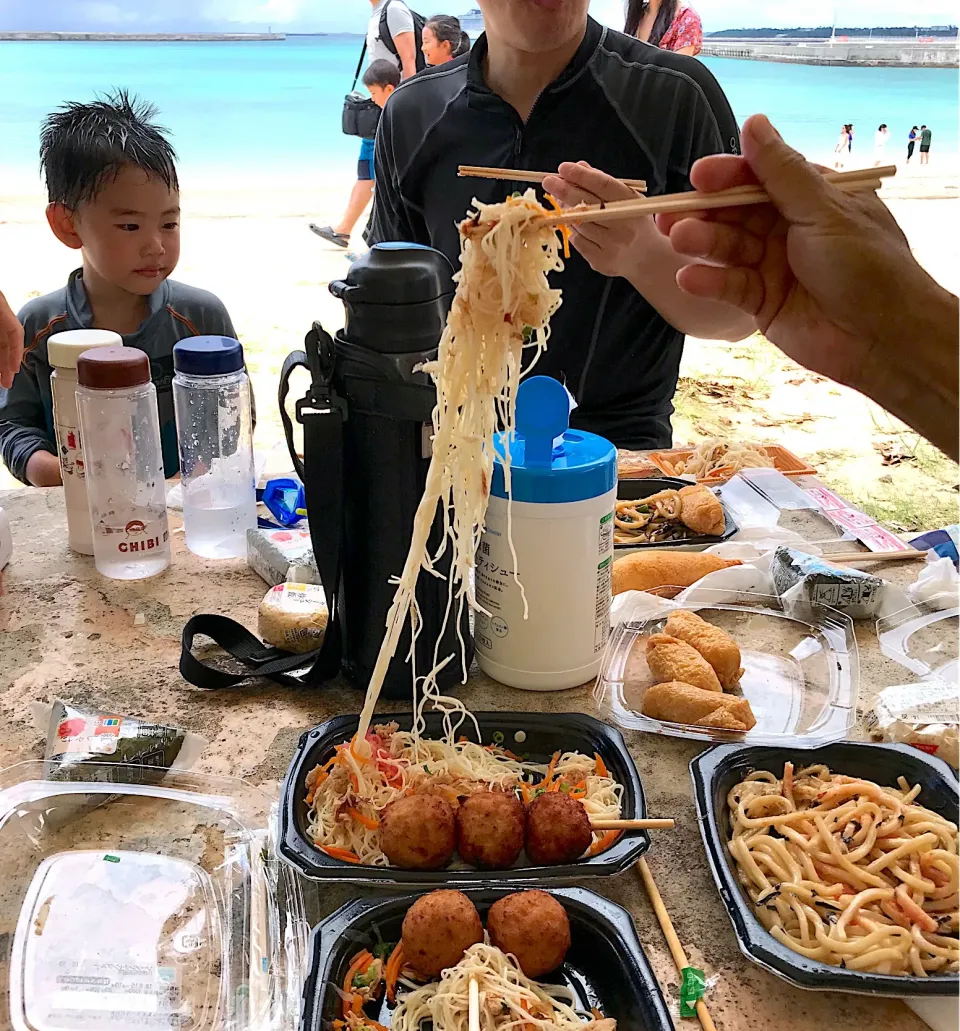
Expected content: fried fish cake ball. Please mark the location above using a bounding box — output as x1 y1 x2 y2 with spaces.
488 890 572 977
379 794 455 870
401 890 484 978
524 791 593 865
456 790 526 870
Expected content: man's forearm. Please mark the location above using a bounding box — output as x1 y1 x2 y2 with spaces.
858 283 959 461
626 221 755 340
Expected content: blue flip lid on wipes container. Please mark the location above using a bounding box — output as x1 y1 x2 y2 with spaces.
490 376 616 504
173 335 245 376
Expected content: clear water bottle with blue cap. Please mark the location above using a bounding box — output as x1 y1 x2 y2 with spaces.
475 375 617 690
173 335 256 559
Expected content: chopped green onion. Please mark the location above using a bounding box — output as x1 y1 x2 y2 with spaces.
492 731 505 746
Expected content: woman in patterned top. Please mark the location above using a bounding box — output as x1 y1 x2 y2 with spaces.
624 0 703 56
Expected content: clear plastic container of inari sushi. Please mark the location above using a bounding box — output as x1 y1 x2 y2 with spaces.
594 586 858 748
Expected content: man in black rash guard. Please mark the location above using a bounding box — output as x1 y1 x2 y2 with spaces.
366 0 755 450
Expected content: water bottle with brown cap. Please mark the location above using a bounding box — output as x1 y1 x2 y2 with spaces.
76 347 170 579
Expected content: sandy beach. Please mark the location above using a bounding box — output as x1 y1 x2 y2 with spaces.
1 156 958 524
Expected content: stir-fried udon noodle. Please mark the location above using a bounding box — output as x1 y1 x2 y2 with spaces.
392 944 615 1031
728 763 959 976
305 193 624 865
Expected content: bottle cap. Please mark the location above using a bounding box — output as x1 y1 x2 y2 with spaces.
173 336 244 376
48 330 123 370
77 347 150 389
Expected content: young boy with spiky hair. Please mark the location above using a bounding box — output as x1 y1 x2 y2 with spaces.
0 89 235 486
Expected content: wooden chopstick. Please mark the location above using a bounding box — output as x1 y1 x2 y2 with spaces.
823 549 925 564
637 857 718 1031
531 164 897 227
468 977 480 1031
459 164 647 192
590 818 675 830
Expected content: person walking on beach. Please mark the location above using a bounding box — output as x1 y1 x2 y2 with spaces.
873 124 888 167
833 124 850 169
919 125 933 165
421 15 470 65
311 0 420 249
624 0 703 55
907 126 919 163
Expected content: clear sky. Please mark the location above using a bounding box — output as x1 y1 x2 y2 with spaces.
1 0 957 34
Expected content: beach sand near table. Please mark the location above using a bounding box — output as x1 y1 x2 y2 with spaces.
1 157 958 529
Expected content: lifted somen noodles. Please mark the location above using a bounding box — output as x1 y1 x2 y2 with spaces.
728 763 959 976
354 190 563 748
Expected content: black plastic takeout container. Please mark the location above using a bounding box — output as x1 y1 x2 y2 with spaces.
615 476 738 549
691 740 960 996
278 711 649 885
300 887 676 1031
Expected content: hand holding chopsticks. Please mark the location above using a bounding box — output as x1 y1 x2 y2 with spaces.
530 165 895 228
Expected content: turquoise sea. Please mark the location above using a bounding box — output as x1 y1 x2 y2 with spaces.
1 35 957 182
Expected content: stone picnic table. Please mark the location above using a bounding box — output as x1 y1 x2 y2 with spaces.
0 485 944 1031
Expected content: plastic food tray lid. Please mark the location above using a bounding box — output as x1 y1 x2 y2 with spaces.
877 602 959 684
301 887 675 1031
614 477 738 552
594 588 858 748
690 740 959 996
0 761 308 1031
278 711 650 886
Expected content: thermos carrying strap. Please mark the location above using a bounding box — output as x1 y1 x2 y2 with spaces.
179 322 347 690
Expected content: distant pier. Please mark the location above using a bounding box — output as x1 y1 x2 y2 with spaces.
701 38 959 68
0 31 285 41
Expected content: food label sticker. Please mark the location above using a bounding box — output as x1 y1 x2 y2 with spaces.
598 511 613 555
679 966 706 1017
595 556 612 653
875 681 960 724
51 714 124 756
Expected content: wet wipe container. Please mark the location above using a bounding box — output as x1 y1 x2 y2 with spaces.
476 375 617 690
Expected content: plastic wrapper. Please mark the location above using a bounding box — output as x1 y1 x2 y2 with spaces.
771 546 885 619
246 526 319 586
868 680 959 768
907 555 960 612
258 582 328 654
34 700 207 779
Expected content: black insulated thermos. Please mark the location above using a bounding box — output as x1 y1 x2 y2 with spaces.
287 243 473 699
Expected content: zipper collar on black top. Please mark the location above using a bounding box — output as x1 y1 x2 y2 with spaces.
65 266 171 331
466 16 606 104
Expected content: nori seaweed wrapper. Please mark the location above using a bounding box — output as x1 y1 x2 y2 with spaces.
771 546 885 618
44 700 197 785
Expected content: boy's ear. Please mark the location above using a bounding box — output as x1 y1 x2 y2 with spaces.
45 203 83 251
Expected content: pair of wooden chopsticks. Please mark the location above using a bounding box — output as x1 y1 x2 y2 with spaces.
529 164 897 227
458 164 647 192
824 548 925 565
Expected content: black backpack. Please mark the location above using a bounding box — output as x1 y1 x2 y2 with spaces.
379 0 427 74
